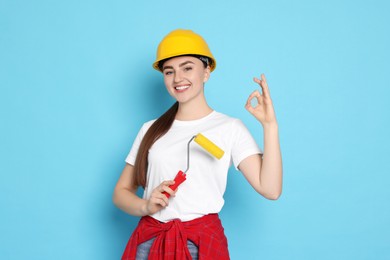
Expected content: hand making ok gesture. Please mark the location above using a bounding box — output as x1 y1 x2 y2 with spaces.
245 74 277 126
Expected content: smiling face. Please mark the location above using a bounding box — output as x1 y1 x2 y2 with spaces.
162 56 210 105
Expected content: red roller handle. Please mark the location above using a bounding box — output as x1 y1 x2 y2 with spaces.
163 170 186 198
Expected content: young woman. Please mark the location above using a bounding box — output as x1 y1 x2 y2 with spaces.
113 29 283 259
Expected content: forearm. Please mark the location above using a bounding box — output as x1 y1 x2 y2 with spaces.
259 122 283 199
113 187 148 217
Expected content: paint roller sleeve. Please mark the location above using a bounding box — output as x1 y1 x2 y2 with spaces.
194 133 224 159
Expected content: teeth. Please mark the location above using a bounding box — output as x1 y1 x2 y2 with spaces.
175 85 190 90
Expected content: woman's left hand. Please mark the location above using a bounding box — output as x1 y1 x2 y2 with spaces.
245 74 277 126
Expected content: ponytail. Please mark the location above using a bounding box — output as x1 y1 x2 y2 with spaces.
133 102 179 188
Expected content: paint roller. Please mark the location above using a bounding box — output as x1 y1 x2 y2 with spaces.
163 133 224 198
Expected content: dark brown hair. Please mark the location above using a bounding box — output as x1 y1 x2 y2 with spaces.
158 55 210 71
133 102 179 188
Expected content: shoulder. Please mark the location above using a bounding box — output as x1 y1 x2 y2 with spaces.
213 111 245 128
143 119 157 128
137 119 157 135
213 111 236 122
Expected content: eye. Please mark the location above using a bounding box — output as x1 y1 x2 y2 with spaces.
184 66 193 72
164 70 173 76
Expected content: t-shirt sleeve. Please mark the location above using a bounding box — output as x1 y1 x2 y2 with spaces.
231 119 263 170
125 121 154 166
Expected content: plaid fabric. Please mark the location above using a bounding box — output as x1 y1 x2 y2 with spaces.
122 214 230 260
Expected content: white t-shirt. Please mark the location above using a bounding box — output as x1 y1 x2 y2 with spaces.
126 111 262 222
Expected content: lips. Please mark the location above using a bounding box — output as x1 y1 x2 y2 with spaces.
174 84 190 92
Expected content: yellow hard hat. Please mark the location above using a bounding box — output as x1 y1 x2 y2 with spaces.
153 29 216 72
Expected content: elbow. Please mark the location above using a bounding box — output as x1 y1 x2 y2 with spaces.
260 188 282 201
266 192 282 200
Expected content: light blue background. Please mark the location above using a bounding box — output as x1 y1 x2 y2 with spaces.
1 0 389 259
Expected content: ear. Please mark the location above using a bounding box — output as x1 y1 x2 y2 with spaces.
203 66 211 83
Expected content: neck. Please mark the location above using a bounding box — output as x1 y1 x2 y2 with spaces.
175 98 213 121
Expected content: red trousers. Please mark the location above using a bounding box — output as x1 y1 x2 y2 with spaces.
122 214 230 260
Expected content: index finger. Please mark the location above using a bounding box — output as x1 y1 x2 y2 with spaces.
260 74 271 99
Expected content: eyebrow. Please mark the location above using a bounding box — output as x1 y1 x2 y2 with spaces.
162 61 195 71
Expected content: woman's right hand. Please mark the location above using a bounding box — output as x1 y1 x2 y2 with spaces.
144 180 176 215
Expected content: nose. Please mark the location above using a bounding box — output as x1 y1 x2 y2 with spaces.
174 70 183 83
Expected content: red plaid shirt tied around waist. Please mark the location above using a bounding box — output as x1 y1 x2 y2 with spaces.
122 214 230 260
